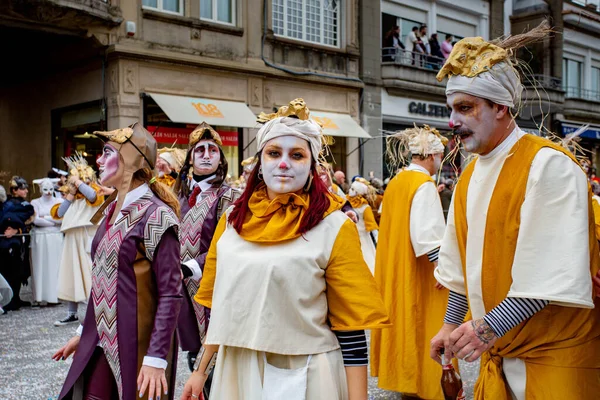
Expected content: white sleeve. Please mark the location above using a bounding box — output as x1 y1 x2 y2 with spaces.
409 181 445 257
508 148 594 308
434 194 467 295
143 356 168 370
183 259 203 281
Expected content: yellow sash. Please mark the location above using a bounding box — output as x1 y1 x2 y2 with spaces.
453 135 600 399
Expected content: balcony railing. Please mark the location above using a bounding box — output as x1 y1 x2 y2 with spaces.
523 74 563 91
564 86 600 102
382 47 445 72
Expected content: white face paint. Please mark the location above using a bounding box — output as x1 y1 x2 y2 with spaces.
41 181 54 197
349 181 367 197
260 136 312 198
193 140 220 175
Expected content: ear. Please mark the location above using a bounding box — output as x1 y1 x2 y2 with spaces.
495 104 510 119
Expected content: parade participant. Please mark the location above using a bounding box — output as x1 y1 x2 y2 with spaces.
431 22 600 399
175 122 240 374
0 177 34 311
156 146 186 188
0 184 11 314
52 154 104 326
346 178 378 274
54 123 182 400
181 99 390 400
239 156 257 190
371 125 448 399
320 162 346 198
30 178 63 305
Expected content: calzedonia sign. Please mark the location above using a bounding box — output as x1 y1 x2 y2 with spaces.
408 102 451 119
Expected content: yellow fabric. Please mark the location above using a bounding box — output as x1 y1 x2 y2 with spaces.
156 174 176 188
195 215 391 331
347 195 368 210
50 203 61 220
453 134 600 400
363 206 378 232
82 183 104 207
436 37 508 81
593 197 600 241
238 184 345 243
370 170 450 399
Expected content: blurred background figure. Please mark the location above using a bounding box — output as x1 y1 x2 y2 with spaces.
156 146 186 188
347 178 379 274
333 170 349 193
30 178 64 306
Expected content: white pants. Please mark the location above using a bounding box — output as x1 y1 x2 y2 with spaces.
503 358 526 400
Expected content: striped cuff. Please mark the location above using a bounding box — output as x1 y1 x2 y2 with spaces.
427 247 440 263
444 291 469 326
334 330 368 366
483 297 549 337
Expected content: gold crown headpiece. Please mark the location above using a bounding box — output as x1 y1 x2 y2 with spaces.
63 152 97 183
189 122 223 147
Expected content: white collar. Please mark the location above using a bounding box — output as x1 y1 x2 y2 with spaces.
189 174 217 192
117 183 149 217
406 163 432 176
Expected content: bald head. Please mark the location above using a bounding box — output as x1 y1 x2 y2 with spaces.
334 171 346 184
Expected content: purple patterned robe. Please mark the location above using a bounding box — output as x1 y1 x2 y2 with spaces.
177 182 239 352
59 193 182 400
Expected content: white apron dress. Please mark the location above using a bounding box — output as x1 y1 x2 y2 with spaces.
354 204 376 274
31 196 64 303
205 210 351 400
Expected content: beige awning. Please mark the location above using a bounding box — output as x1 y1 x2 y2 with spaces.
310 111 372 139
148 93 257 128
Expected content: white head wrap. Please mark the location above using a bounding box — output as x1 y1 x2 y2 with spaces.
350 181 368 196
445 61 523 108
256 117 323 162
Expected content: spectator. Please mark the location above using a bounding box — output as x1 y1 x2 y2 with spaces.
334 170 349 193
406 26 421 65
383 25 404 62
429 33 444 69
441 34 454 59
438 180 453 221
419 25 430 54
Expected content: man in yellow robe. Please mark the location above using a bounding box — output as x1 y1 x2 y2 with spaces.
431 23 600 400
371 125 449 399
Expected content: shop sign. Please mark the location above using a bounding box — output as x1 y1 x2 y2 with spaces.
148 125 238 147
408 102 451 119
313 116 340 130
562 123 600 140
192 102 224 118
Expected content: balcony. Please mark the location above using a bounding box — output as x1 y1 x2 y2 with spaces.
563 86 600 121
381 47 446 98
0 0 123 35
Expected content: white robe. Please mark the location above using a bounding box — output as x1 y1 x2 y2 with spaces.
30 195 64 303
434 127 593 399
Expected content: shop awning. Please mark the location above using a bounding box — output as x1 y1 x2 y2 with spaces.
310 111 372 139
561 121 600 140
147 93 257 128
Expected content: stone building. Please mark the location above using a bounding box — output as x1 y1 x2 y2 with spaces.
1 0 369 184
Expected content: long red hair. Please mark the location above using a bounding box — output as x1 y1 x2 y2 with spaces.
228 156 333 235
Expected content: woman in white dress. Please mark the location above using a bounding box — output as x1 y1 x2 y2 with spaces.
346 179 379 274
30 178 64 304
181 99 390 400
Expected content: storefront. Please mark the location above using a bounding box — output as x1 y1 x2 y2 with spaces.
561 120 600 171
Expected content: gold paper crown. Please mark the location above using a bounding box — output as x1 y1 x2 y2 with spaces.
241 156 257 167
436 37 508 82
257 98 311 123
63 152 97 182
189 122 222 147
93 127 134 144
158 146 187 171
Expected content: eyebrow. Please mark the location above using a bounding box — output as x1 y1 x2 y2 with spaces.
447 100 474 109
195 143 218 149
264 145 308 152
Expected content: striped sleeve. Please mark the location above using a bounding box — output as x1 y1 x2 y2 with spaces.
427 246 440 263
483 297 549 337
443 291 469 326
334 330 368 366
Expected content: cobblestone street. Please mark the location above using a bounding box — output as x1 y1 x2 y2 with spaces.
1 292 479 400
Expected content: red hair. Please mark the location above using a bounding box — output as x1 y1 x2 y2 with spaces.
229 157 333 235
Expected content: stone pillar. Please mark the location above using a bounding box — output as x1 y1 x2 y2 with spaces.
489 0 505 39
359 0 383 179
105 58 142 129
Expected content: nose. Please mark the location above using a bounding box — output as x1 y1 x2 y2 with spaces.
448 120 454 129
279 161 289 169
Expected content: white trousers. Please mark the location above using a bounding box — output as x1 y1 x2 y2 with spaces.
503 358 526 400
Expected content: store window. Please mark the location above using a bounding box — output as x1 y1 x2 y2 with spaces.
592 67 600 102
563 58 582 98
200 0 235 25
272 0 340 47
51 101 106 173
142 0 183 15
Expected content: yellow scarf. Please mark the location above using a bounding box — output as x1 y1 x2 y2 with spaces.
239 184 345 243
347 195 368 209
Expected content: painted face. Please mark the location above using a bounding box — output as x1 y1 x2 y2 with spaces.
97 143 121 186
349 181 367 197
41 181 55 197
155 157 170 176
261 135 312 197
447 93 501 155
193 140 221 175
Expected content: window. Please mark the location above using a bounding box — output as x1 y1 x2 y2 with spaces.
142 0 183 15
592 67 600 101
201 0 235 25
272 0 341 47
563 58 582 98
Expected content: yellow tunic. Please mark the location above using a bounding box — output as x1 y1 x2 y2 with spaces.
370 170 450 399
453 135 600 400
593 196 600 241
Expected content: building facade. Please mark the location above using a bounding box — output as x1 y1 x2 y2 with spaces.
1 0 369 184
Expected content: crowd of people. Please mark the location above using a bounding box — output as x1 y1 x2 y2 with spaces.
2 20 600 400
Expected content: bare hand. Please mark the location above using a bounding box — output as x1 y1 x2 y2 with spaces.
137 365 168 400
449 319 498 362
3 227 18 238
434 282 444 290
430 323 457 364
181 371 207 400
52 336 80 361
345 211 358 223
97 185 116 197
